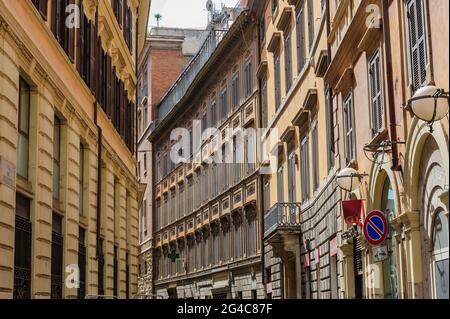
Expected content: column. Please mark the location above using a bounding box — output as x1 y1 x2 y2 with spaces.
63 124 81 298
128 190 139 296
116 179 127 298
402 211 422 298
101 164 115 296
340 243 355 299
0 22 19 299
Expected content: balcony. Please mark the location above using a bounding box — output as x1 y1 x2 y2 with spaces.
264 203 302 240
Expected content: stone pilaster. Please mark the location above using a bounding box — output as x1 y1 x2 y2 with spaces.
128 190 139 296
86 145 98 295
0 25 19 299
101 164 115 296
116 179 127 298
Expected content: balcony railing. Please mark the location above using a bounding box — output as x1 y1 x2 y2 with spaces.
156 2 243 122
264 203 302 239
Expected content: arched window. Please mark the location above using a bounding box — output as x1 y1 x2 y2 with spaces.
431 210 449 299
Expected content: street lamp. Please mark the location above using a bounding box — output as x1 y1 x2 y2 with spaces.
407 85 449 132
336 167 367 192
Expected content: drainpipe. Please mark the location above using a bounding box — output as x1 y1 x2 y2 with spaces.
256 15 267 299
382 0 401 171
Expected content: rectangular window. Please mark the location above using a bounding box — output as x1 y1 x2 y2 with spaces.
277 164 284 202
233 219 242 259
211 99 217 128
222 224 230 262
125 252 130 298
211 163 217 198
187 177 193 213
369 49 383 135
113 0 123 27
311 118 319 191
178 184 185 218
143 199 147 235
325 87 335 170
155 199 161 230
163 194 169 226
407 0 428 91
143 153 147 175
261 77 268 127
263 177 270 212
307 0 314 50
155 159 161 182
162 153 168 177
232 74 240 110
18 78 30 179
31 0 48 19
274 51 282 110
51 213 63 299
284 30 292 93
196 239 202 269
288 152 296 203
113 246 118 297
220 89 228 121
202 167 209 203
51 0 74 60
247 213 256 257
53 116 61 200
78 227 86 299
13 193 32 299
272 0 278 14
259 17 266 45
188 240 194 273
170 190 176 223
245 58 253 97
194 171 201 209
300 135 310 201
79 144 85 215
245 131 255 176
233 136 241 184
296 4 306 73
222 145 229 191
212 228 220 265
343 93 354 164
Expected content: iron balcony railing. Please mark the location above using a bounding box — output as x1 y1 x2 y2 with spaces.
156 2 243 121
264 203 302 239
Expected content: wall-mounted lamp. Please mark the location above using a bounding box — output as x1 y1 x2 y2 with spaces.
336 167 368 192
407 85 449 132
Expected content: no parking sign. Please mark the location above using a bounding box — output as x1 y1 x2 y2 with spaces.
363 210 388 246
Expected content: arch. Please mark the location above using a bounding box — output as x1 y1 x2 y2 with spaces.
403 118 449 213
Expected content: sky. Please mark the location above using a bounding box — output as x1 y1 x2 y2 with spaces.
149 0 240 30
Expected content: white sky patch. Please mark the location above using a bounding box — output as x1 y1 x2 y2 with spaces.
149 0 239 29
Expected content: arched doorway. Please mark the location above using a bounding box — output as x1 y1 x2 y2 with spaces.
418 137 449 299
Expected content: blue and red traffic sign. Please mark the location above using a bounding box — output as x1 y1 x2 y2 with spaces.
363 210 388 246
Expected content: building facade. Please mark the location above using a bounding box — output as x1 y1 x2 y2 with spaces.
146 2 265 299
256 0 342 299
0 0 150 298
137 26 207 297
325 0 448 299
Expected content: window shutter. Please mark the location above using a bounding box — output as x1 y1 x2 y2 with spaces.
285 31 292 92
67 0 75 62
307 0 314 50
296 6 305 73
407 0 427 91
89 16 97 95
76 2 84 74
39 0 48 20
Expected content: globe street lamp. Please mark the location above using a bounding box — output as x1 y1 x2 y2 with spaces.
336 167 367 192
407 85 449 132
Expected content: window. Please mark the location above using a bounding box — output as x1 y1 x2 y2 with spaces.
274 51 282 110
369 49 383 134
222 222 230 262
245 58 253 97
245 131 255 175
431 210 449 299
272 0 278 14
288 152 296 203
194 171 201 209
211 162 217 198
277 164 284 202
202 167 209 203
78 227 86 299
53 116 61 200
187 177 193 213
125 252 130 298
143 199 147 235
220 89 228 121
232 74 240 110
233 136 241 184
155 199 161 230
284 30 293 93
211 99 217 128
263 177 270 212
343 93 355 164
407 0 428 91
311 118 319 191
178 184 185 218
196 237 202 269
163 194 169 226
155 159 161 182
261 77 268 127
113 0 124 28
222 145 229 191
113 246 118 297
300 135 310 201
307 0 314 50
188 239 195 272
79 144 85 215
171 190 176 223
233 217 242 259
201 112 208 134
124 3 133 52
202 235 209 268
13 193 32 299
296 4 306 73
212 227 220 265
162 153 168 177
18 78 30 179
325 87 335 170
259 17 266 45
143 153 147 176
98 238 105 295
31 0 48 19
247 211 256 257
51 0 74 61
51 213 63 299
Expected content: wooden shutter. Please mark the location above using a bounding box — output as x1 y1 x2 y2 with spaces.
274 52 281 109
307 0 314 49
106 56 112 118
296 6 305 73
284 30 292 92
89 15 97 95
39 0 48 20
76 1 83 74
407 0 427 91
67 0 76 62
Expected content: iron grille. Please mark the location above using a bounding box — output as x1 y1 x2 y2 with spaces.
51 232 63 299
13 215 32 299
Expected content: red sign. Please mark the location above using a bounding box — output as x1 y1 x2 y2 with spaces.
266 283 273 294
329 237 338 257
304 252 310 267
363 210 388 246
342 200 363 225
